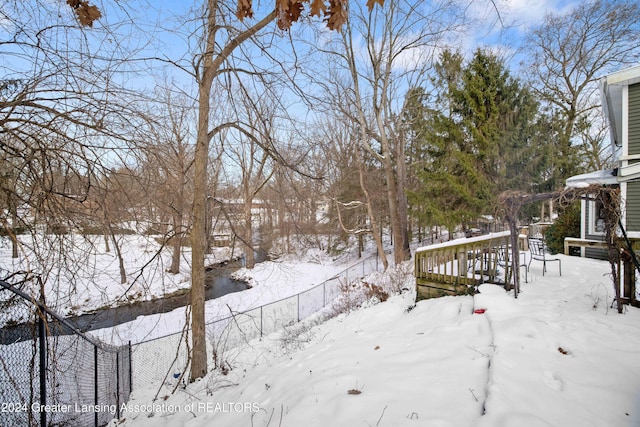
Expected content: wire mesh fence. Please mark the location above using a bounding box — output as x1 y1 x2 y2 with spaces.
131 255 380 389
0 279 131 427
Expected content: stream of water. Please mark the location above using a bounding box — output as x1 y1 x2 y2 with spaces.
0 262 250 343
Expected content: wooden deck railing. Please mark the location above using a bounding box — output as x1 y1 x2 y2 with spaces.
415 231 513 300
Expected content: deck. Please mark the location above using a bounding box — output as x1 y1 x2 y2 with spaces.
415 231 516 300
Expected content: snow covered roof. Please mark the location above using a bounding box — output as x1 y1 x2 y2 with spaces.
565 169 618 188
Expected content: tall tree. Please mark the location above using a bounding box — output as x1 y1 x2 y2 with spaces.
225 89 278 269
524 0 640 185
319 115 389 268
188 0 383 381
405 51 467 237
318 0 462 264
455 49 540 195
189 0 276 382
410 49 544 233
140 89 196 274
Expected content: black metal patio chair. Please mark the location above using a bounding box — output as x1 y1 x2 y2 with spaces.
527 237 561 276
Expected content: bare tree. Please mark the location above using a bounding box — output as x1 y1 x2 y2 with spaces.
524 0 640 183
138 89 196 274
576 117 614 172
319 116 389 268
223 90 278 268
314 0 463 265
0 1 150 300
188 0 277 381
187 0 383 380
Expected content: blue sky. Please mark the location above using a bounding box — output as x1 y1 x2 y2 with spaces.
459 0 581 68
1 0 585 115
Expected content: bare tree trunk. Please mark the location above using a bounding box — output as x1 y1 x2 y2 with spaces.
189 0 216 382
170 210 183 274
190 94 211 379
395 135 411 260
107 224 127 284
102 226 111 252
11 207 18 259
357 148 389 270
243 179 255 269
378 131 410 265
189 1 277 382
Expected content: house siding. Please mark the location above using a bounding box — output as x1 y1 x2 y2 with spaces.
627 84 640 234
630 84 640 155
627 180 640 233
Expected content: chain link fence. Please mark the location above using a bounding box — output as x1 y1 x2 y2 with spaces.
0 279 131 427
131 255 381 388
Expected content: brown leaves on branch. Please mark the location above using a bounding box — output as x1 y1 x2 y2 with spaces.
237 0 255 20
237 0 383 31
64 0 382 31
274 0 305 30
325 0 348 31
66 0 102 27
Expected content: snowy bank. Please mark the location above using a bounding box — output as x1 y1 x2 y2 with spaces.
114 254 640 427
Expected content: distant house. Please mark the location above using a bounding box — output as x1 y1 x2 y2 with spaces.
566 64 640 258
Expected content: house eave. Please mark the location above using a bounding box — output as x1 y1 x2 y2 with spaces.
600 64 640 150
565 169 618 188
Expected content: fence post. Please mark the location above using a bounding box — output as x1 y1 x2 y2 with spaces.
260 307 263 337
94 346 98 427
128 341 133 393
116 351 121 419
323 282 326 307
38 312 46 427
297 294 300 322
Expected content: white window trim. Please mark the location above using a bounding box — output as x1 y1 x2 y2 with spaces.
588 199 605 236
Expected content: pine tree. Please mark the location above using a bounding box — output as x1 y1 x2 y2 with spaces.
407 49 548 234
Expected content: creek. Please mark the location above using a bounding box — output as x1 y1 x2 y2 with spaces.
0 260 250 344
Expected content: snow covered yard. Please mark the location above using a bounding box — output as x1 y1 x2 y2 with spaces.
114 255 640 427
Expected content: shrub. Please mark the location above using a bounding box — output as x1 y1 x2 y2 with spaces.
545 202 581 255
363 282 389 302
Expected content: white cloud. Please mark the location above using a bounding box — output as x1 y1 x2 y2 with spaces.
502 0 579 30
450 0 582 66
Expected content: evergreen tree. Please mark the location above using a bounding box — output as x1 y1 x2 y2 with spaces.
455 49 539 194
407 49 549 233
407 49 479 234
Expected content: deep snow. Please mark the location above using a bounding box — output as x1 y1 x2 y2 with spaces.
111 253 640 427
3 233 640 426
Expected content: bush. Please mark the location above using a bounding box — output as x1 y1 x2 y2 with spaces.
363 282 389 302
545 202 581 255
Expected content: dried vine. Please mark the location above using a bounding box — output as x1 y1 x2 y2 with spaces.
498 185 624 313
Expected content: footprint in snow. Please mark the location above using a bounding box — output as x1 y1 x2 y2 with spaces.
542 371 563 391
